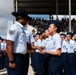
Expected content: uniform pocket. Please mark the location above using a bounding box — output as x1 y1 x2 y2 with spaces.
19 32 24 43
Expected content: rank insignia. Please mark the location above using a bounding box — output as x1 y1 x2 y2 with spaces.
9 29 15 35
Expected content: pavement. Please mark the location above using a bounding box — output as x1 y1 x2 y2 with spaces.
0 68 7 75
0 58 34 75
0 65 34 75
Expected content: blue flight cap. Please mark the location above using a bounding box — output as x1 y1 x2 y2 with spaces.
73 31 76 36
49 20 61 28
48 20 61 33
44 25 49 30
39 30 45 35
67 32 73 36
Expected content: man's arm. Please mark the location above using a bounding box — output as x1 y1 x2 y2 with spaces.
31 42 44 51
6 40 16 69
6 25 19 69
28 32 44 51
6 40 14 61
46 48 61 56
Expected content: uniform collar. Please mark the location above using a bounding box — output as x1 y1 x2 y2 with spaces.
48 36 52 40
15 21 24 28
45 38 48 41
53 33 58 37
65 39 72 43
15 21 27 30
37 39 41 43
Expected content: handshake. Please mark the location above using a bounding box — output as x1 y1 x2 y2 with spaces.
37 46 50 54
37 46 45 51
37 46 48 54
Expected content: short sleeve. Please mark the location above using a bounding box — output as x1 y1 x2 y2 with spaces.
61 41 66 52
7 25 19 42
1 43 3 50
71 41 75 50
29 33 35 43
54 36 62 50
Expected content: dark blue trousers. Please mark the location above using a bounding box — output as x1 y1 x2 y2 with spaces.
74 52 76 66
22 54 29 75
43 54 49 75
31 52 45 75
0 51 5 69
61 53 71 75
67 53 76 75
4 53 27 75
61 53 76 75
0 57 4 69
48 55 63 75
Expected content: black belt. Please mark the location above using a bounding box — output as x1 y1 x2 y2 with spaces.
62 53 74 55
62 52 74 53
48 54 60 58
14 53 25 56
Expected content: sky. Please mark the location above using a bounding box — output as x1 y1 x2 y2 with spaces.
0 0 76 39
0 0 14 39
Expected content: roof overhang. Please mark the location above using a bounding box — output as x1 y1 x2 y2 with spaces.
14 0 76 15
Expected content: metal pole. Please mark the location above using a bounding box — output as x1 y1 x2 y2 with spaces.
12 0 15 24
16 0 18 12
69 0 71 32
56 0 58 20
49 14 51 20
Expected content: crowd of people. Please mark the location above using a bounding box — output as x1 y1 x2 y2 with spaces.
0 9 76 75
0 38 6 69
29 17 76 33
31 29 76 75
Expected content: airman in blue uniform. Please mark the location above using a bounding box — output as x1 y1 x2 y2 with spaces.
31 32 46 75
42 20 63 75
61 32 76 75
6 9 43 75
73 31 76 69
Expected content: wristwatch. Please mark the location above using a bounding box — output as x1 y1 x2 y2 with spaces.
9 60 15 63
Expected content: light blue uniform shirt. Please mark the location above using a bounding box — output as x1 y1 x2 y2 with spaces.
0 43 1 51
1 42 7 50
62 40 75 53
24 28 34 43
45 33 61 52
44 36 54 51
52 33 62 51
7 22 34 54
34 39 41 52
73 40 76 52
34 39 46 52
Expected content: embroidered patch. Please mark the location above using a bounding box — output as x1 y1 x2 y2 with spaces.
9 29 15 35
